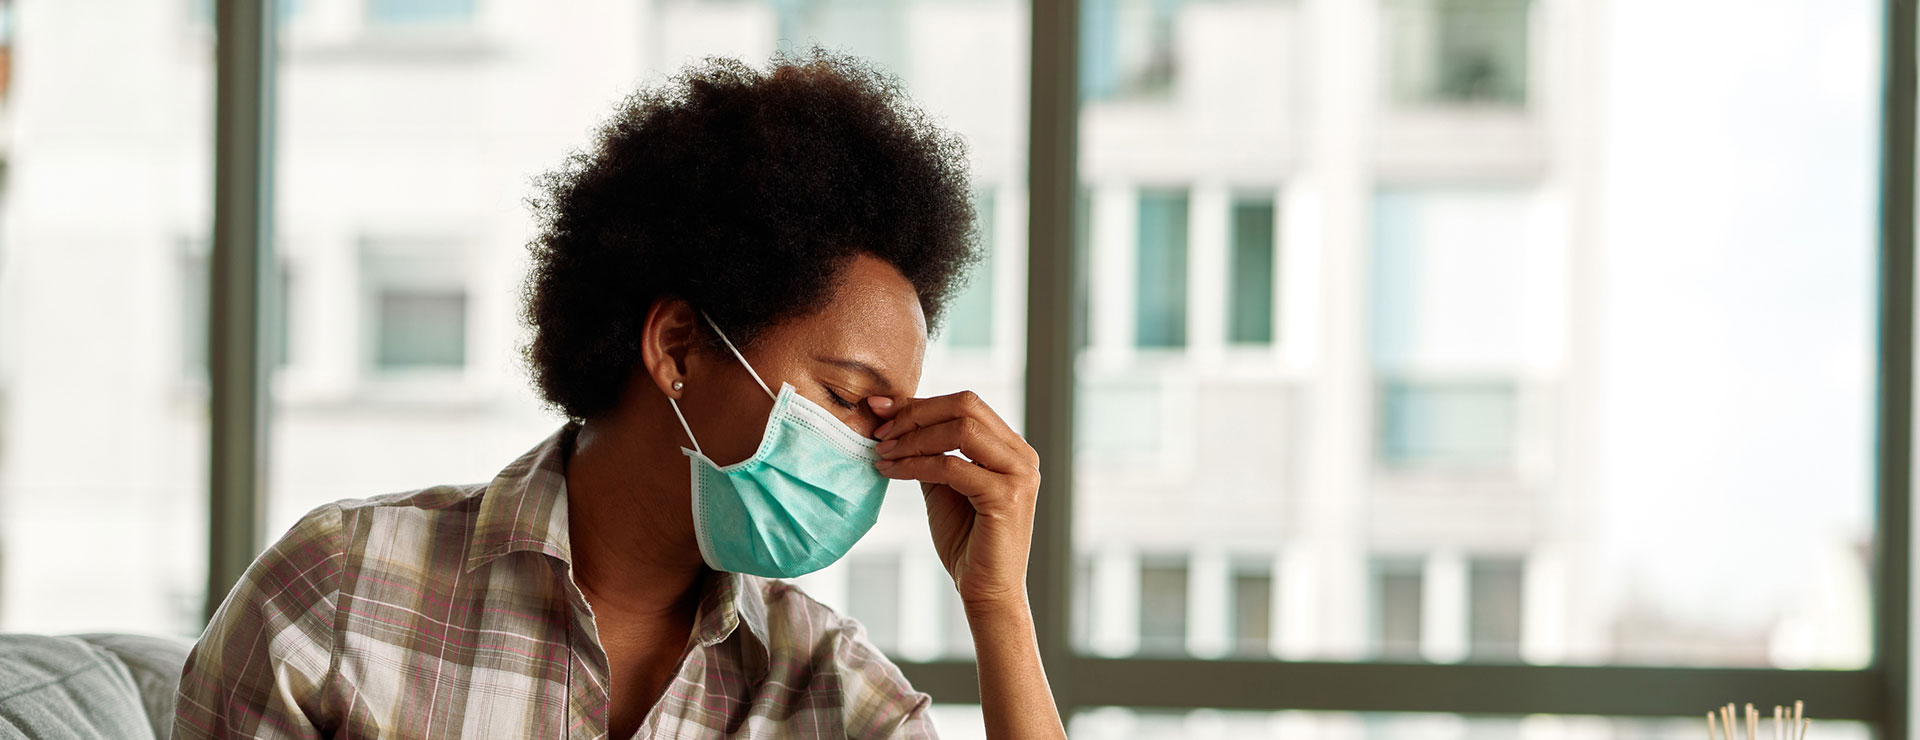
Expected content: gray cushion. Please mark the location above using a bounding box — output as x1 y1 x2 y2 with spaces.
71 635 191 740
0 634 155 740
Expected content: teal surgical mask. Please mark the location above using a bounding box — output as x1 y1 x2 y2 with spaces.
667 315 890 578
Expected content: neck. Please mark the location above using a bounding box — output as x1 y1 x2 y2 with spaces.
564 405 709 618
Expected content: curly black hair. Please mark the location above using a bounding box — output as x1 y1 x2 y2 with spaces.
521 50 978 421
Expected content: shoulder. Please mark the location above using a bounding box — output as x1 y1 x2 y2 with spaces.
750 578 934 731
320 482 490 552
754 577 876 653
218 483 486 610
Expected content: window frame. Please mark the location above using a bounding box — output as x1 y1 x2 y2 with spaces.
205 0 1917 733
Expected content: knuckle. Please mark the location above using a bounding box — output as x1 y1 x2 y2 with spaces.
955 390 983 410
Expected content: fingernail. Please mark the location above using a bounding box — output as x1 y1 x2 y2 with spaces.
875 459 894 469
875 421 894 439
876 439 896 455
868 396 894 410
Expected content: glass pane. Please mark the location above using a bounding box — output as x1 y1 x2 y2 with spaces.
1072 0 1880 669
0 0 210 635
373 291 467 369
1135 189 1191 348
1384 0 1530 106
1070 708 1872 740
269 0 1027 665
1230 563 1273 656
1228 198 1278 344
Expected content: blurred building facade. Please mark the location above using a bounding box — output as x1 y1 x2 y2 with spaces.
0 1 1871 737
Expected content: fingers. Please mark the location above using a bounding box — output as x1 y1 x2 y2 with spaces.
875 452 1000 494
873 390 1017 444
866 395 899 419
877 417 1028 474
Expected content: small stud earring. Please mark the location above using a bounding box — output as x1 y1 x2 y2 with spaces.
671 380 684 393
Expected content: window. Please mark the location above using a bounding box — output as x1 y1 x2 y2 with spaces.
1134 189 1189 348
1229 562 1273 657
367 0 476 27
359 243 469 373
942 584 974 657
28 0 1901 733
1468 557 1524 661
1383 0 1530 106
847 554 902 654
1080 0 1181 101
0 0 211 636
1138 556 1189 656
1227 198 1277 345
269 0 1030 672
944 189 996 349
1377 379 1518 468
373 290 465 369
1373 558 1424 660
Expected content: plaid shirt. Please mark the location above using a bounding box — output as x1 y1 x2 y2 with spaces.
173 425 937 739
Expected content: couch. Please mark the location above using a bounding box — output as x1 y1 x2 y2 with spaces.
0 633 192 740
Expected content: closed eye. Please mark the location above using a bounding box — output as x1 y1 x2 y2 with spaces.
822 386 860 411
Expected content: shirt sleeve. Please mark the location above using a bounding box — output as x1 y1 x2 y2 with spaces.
172 504 347 740
833 617 941 740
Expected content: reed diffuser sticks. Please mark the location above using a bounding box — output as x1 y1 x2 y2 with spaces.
1707 701 1807 740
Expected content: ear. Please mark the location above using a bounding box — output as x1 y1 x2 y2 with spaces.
640 297 699 400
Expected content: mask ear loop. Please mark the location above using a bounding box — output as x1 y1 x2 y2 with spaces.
672 311 779 456
699 311 776 401
668 396 702 456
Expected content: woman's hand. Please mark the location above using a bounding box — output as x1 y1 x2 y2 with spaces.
867 391 1041 610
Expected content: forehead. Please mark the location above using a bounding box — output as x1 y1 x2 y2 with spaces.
768 254 927 390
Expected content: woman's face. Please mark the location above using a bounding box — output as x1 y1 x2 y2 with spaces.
671 253 928 466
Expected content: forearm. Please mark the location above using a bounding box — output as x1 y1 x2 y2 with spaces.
967 598 1067 740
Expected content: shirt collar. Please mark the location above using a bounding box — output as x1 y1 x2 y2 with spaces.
692 570 773 675
464 424 578 574
464 423 773 672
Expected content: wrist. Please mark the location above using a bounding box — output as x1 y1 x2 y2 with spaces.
961 592 1032 621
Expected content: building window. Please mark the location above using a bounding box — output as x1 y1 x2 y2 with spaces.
1135 189 1189 348
1227 197 1277 345
942 582 974 657
1081 0 1181 101
367 0 476 27
846 555 901 654
1139 556 1189 655
1373 558 1424 660
944 189 996 348
373 290 466 370
362 240 469 374
1230 562 1273 657
1071 557 1094 652
1469 558 1525 661
1378 378 1518 468
1384 0 1531 106
773 0 908 82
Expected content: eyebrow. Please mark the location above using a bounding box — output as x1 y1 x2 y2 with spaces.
811 355 896 396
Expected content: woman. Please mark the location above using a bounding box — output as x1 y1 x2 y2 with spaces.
174 51 1065 739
